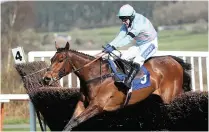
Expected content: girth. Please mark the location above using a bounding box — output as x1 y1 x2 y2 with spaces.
86 73 114 84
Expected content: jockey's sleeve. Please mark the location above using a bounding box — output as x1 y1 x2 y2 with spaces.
112 34 133 48
111 19 141 48
109 24 127 47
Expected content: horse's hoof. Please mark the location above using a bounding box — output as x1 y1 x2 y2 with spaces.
63 125 72 131
66 127 72 131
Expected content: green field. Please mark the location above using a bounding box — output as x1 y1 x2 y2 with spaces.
3 118 43 131
3 127 45 131
158 30 208 51
47 26 208 51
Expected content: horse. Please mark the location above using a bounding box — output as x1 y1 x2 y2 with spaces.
43 42 191 131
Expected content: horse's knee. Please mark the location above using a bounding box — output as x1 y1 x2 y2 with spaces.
103 104 121 111
71 100 86 120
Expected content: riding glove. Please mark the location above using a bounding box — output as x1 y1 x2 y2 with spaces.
103 44 116 53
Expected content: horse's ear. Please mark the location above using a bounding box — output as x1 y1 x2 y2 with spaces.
55 41 59 49
65 42 70 50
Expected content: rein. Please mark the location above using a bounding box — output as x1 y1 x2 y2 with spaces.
21 52 105 78
23 67 49 78
70 52 106 73
22 51 107 86
66 52 113 84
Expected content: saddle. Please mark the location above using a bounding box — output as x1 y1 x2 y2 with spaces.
107 58 151 90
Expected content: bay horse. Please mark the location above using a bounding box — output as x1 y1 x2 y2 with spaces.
43 42 191 131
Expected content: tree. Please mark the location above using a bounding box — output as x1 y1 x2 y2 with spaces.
152 1 208 25
1 1 35 91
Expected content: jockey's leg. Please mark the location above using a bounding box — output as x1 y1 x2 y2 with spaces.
123 62 140 89
121 45 139 61
122 37 158 90
114 46 139 89
134 37 158 66
115 37 158 90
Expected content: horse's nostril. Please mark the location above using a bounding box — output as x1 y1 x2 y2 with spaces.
44 77 51 82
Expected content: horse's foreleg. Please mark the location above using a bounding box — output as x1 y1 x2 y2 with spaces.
71 100 85 119
63 105 102 131
67 99 85 129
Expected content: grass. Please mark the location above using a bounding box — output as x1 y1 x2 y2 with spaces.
3 118 29 124
3 128 30 131
3 101 29 124
3 119 49 131
158 30 208 51
3 127 45 131
43 25 208 51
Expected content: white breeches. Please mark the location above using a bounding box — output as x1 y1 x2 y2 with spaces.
121 37 158 66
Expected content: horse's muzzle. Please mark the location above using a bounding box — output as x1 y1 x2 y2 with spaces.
43 76 52 85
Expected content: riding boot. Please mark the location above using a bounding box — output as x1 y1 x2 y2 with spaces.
123 62 140 89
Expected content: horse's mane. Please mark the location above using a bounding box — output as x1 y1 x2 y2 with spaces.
70 49 96 60
57 48 96 60
58 47 156 66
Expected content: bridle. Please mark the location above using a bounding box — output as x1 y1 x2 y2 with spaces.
47 51 111 85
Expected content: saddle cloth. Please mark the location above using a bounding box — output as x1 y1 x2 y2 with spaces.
108 60 151 90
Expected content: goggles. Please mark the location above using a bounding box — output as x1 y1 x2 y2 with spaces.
119 16 130 22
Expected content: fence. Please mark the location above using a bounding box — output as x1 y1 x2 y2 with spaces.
0 95 36 131
1 50 209 131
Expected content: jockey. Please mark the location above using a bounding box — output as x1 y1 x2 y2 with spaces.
103 4 158 90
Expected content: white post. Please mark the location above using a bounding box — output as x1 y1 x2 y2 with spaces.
68 74 72 88
29 101 36 131
77 77 80 88
60 78 63 87
182 56 186 62
190 57 195 91
198 57 203 91
206 56 209 91
28 51 37 131
41 57 45 61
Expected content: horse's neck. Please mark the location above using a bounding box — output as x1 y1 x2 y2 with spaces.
71 54 90 69
70 51 108 81
72 55 108 80
70 52 110 98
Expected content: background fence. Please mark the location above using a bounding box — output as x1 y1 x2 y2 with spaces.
28 50 209 91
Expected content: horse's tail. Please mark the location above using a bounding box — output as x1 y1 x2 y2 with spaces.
170 55 192 92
